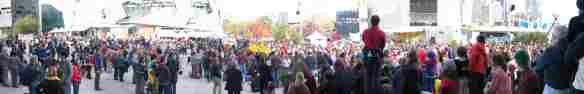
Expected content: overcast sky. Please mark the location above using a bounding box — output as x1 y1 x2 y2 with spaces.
36 0 579 26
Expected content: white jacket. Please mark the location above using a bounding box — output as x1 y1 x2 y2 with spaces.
573 58 584 90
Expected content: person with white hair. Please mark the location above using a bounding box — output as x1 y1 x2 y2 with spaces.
535 24 576 94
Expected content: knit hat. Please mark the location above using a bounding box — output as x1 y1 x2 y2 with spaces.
514 49 530 68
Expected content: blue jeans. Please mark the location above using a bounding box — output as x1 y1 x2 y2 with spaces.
29 81 40 94
422 64 436 92
543 84 571 94
171 80 177 94
72 80 80 94
159 81 171 94
64 80 71 94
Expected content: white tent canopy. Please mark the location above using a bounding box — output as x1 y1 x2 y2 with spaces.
306 32 327 47
49 26 90 33
306 32 326 40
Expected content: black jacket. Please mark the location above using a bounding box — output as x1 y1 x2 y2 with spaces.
224 68 243 91
156 64 171 82
400 64 421 94
40 79 64 94
257 63 273 89
565 32 584 69
167 56 180 81
535 16 584 89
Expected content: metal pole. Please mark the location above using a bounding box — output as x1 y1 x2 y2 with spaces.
38 0 42 35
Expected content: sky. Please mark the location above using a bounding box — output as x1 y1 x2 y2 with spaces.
39 0 360 25
219 0 359 21
541 0 579 25
37 0 580 27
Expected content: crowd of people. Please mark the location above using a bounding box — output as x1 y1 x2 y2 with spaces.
0 1 583 94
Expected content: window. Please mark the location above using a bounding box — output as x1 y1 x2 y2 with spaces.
410 0 437 26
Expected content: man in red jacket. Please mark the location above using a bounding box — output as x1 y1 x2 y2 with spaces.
362 15 386 49
469 35 488 94
362 15 386 94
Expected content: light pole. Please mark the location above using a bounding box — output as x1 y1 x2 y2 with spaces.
38 0 43 38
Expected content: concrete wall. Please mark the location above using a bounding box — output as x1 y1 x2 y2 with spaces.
367 0 410 29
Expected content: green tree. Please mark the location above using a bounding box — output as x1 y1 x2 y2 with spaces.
14 16 39 34
272 23 289 41
288 27 303 43
513 32 548 42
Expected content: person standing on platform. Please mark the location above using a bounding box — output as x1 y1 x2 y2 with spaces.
361 15 386 94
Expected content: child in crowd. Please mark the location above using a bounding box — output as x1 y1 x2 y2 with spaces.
486 52 512 94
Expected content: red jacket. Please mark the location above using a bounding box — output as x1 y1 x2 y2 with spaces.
362 26 386 49
469 43 488 74
89 55 96 64
72 64 81 81
417 48 426 64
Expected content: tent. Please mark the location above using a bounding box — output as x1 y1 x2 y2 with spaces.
306 32 327 47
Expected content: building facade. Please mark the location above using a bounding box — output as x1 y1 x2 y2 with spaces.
11 0 38 25
0 0 11 33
